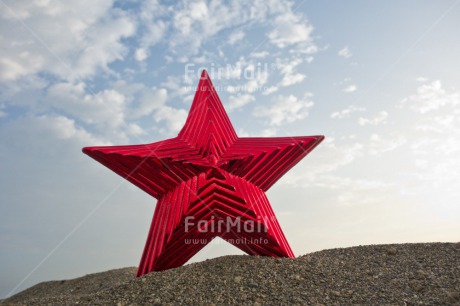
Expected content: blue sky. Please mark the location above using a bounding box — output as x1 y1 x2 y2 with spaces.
1 0 459 298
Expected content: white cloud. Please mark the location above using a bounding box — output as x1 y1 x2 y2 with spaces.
279 136 399 209
338 46 352 58
228 29 245 45
153 105 187 135
130 88 168 119
227 94 255 111
416 76 428 82
136 20 167 61
237 126 278 137
0 0 136 82
343 84 357 93
331 105 365 119
163 1 316 56
393 80 460 199
189 1 209 20
254 93 314 126
134 48 148 62
219 60 244 80
43 115 100 142
143 19 167 45
45 80 186 140
161 75 191 97
268 11 314 48
400 80 459 114
0 114 106 148
415 113 457 133
280 73 305 87
262 86 279 96
0 53 44 81
46 82 126 129
112 80 191 136
193 55 207 64
277 58 305 87
281 138 365 188
136 0 169 60
250 51 269 58
72 14 135 78
368 133 406 156
358 111 388 126
226 86 237 94
335 184 391 207
259 127 277 137
236 128 250 137
169 1 246 54
126 123 146 136
244 68 268 93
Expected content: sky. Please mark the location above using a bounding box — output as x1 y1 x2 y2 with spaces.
1 0 460 298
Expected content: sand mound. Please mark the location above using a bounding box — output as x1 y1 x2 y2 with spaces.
4 243 460 305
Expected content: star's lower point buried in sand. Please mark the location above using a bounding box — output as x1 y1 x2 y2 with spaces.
83 70 324 277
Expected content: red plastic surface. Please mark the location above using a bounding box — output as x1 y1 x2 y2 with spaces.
83 70 324 277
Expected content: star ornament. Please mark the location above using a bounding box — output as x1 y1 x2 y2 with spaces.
83 70 324 277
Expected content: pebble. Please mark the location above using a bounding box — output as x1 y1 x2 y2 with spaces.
4 243 459 305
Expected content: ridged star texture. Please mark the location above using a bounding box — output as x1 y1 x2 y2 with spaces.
83 70 324 277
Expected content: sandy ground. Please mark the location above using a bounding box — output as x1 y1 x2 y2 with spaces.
3 243 459 305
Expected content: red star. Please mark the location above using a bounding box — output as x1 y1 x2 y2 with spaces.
83 70 324 277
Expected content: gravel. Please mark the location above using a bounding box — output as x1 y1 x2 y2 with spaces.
3 243 460 305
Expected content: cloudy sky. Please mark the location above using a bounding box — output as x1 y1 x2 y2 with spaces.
1 0 460 298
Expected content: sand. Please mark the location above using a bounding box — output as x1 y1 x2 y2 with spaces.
3 243 459 305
